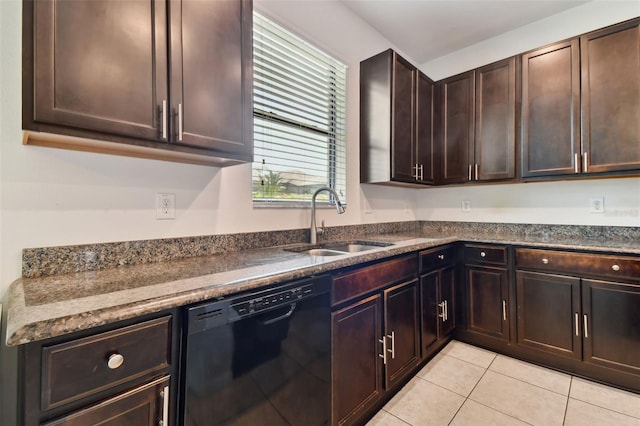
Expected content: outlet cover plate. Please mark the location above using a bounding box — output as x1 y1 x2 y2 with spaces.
589 197 604 214
461 200 471 213
157 193 176 219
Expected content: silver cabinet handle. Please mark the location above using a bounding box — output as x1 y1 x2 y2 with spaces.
419 164 424 181
178 103 183 142
162 100 168 140
480 251 486 258
438 301 445 319
542 258 549 264
107 353 124 370
611 264 620 272
574 153 579 173
502 300 507 321
475 163 479 181
378 336 387 365
583 152 588 173
412 164 418 179
583 314 588 338
438 254 445 260
575 313 579 336
468 164 473 181
444 300 448 322
388 331 395 359
160 385 169 426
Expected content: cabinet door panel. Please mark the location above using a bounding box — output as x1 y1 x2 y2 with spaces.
439 266 456 337
332 295 383 426
475 58 516 181
521 40 580 177
30 0 167 140
582 279 640 375
516 271 581 359
420 272 439 355
581 19 640 173
467 266 509 341
416 72 435 184
391 55 417 183
440 72 474 184
384 280 420 389
170 0 252 157
43 376 169 426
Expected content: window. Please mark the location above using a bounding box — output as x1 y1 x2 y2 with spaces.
252 12 347 207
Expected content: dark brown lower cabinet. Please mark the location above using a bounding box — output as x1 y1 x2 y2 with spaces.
466 265 510 342
331 278 420 426
516 271 640 378
515 271 581 359
332 294 383 426
581 279 640 376
43 376 170 426
384 280 421 389
420 266 456 358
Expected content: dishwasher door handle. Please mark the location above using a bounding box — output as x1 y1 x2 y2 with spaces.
258 303 297 325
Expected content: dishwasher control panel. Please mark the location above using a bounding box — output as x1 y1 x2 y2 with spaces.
231 283 313 316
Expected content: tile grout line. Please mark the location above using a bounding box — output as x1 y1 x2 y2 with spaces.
487 365 571 398
380 408 412 425
562 377 573 425
447 353 496 425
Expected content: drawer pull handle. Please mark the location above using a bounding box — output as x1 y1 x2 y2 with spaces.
438 254 445 260
107 353 124 370
611 264 620 272
160 385 169 426
542 258 549 264
378 336 387 365
480 251 486 258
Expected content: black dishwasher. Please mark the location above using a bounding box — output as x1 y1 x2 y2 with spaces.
182 275 331 426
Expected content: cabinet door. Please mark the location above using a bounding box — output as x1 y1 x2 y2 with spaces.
521 39 580 178
475 58 516 181
581 19 640 173
391 55 417 183
420 271 439 356
439 266 456 337
416 71 435 184
516 271 581 359
582 279 640 376
439 71 475 184
27 0 168 140
332 294 383 426
169 0 253 159
384 280 420 389
43 376 169 426
466 266 509 341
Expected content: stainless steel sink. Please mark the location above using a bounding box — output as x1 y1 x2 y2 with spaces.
286 241 394 256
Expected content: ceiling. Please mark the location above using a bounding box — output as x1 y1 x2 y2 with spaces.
341 0 590 64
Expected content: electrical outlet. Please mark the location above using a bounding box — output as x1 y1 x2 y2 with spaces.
461 200 471 212
157 193 175 219
589 197 604 214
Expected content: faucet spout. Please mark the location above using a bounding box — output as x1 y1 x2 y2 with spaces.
310 187 345 244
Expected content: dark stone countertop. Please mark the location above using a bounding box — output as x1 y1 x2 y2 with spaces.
6 228 639 346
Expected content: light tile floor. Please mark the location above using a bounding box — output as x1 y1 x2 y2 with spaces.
368 340 640 426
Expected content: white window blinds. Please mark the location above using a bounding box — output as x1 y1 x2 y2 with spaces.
252 12 347 206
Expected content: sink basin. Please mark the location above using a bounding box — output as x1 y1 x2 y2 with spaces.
286 240 394 256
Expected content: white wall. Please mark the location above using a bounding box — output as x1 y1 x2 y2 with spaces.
417 1 640 227
0 0 417 298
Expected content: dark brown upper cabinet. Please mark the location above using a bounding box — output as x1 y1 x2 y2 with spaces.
522 18 640 179
580 18 640 174
360 49 436 186
438 58 516 184
438 71 475 184
23 0 253 165
474 58 516 181
521 39 581 178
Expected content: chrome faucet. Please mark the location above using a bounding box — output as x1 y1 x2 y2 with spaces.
310 187 346 244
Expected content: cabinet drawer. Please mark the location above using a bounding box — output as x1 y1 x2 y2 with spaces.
515 248 640 282
419 245 456 273
41 316 171 411
332 254 417 306
465 244 508 266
